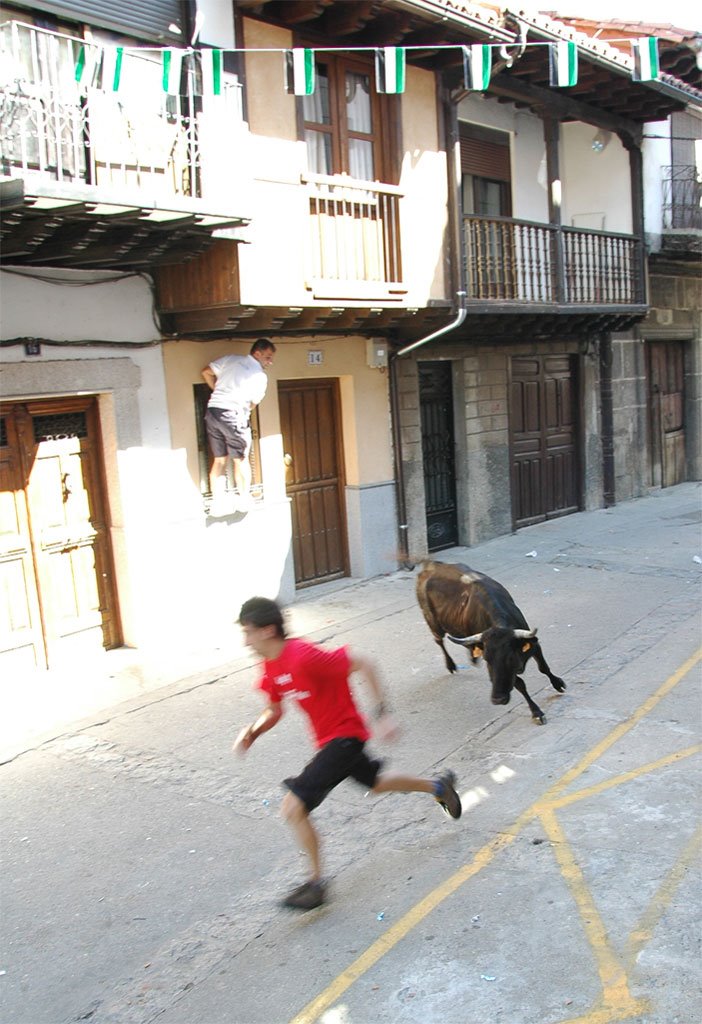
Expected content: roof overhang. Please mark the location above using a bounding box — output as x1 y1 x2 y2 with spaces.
0 178 250 271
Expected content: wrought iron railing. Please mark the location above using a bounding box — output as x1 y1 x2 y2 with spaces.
0 20 243 203
302 172 403 290
464 215 643 304
662 165 702 230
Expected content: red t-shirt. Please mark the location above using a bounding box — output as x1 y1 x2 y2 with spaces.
257 638 370 748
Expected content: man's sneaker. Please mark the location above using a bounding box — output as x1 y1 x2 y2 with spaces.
433 771 462 819
282 879 326 910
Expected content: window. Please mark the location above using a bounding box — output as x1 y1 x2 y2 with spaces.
302 54 393 182
459 123 512 216
193 384 262 498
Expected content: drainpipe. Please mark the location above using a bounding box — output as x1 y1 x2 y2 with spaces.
599 331 616 507
389 72 469 565
390 298 467 564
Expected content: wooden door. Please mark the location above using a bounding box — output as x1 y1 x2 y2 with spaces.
0 398 120 670
510 355 580 528
0 412 45 670
648 341 686 487
419 362 458 551
278 379 349 588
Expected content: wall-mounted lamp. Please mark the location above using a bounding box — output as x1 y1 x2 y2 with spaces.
591 130 612 154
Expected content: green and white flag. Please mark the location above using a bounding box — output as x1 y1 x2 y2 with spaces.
462 44 492 91
549 40 578 88
375 46 406 94
285 48 315 95
100 45 124 92
162 48 184 94
74 43 100 88
632 37 660 81
202 48 223 96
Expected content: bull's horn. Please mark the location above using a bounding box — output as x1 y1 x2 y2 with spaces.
447 632 484 645
513 628 537 638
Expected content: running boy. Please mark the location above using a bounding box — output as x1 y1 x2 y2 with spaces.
233 596 462 911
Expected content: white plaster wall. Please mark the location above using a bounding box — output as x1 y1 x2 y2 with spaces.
561 122 632 234
196 0 236 47
642 118 671 244
0 269 170 447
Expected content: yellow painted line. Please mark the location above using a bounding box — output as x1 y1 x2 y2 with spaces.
553 1004 649 1024
289 822 528 1024
549 745 701 810
626 822 702 969
540 809 635 1007
542 647 702 805
289 648 702 1024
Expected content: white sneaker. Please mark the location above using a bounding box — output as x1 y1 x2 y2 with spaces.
209 495 232 517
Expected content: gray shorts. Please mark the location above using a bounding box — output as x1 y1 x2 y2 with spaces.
205 407 251 459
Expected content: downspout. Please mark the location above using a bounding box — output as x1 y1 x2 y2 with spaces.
390 299 467 564
389 67 471 565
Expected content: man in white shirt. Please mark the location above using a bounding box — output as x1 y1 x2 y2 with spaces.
202 338 276 514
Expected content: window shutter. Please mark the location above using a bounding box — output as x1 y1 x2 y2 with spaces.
12 0 185 43
460 136 511 183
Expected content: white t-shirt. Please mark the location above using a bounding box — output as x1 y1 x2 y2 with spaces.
207 354 268 415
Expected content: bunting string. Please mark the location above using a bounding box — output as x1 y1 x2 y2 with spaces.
69 38 662 98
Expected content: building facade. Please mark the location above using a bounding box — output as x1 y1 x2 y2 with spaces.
1 0 700 672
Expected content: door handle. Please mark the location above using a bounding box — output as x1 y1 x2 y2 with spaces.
283 453 293 467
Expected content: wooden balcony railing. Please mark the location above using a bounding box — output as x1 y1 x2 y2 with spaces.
464 215 644 305
0 20 243 204
302 173 405 299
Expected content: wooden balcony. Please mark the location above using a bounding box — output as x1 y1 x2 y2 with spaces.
464 215 645 308
0 21 248 269
302 173 406 301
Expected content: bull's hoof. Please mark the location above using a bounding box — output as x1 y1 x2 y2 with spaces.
552 678 566 692
533 713 546 725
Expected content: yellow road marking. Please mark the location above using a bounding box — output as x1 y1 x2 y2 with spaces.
289 647 702 1024
541 647 702 805
626 822 702 969
549 745 701 810
540 809 639 1012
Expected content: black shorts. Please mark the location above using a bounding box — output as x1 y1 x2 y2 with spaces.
205 407 251 460
284 738 383 812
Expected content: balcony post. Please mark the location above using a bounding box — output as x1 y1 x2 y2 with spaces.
543 117 565 303
623 137 647 304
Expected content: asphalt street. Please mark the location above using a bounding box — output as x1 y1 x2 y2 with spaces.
1 482 701 1024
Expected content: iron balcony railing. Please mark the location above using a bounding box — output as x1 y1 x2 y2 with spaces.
662 165 702 230
464 214 644 305
0 20 243 204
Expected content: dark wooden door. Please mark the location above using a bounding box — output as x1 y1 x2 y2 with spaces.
0 398 121 670
420 362 458 551
648 341 686 487
278 379 349 588
510 355 580 528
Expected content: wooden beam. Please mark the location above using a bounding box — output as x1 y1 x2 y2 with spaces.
488 71 642 143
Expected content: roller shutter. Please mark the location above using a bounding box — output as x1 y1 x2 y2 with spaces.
10 0 184 43
460 135 511 183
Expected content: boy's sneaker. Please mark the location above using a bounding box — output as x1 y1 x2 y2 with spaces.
282 879 326 910
433 771 462 819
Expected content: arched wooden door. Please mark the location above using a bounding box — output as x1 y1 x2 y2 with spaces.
278 379 349 588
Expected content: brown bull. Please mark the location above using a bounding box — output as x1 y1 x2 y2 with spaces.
416 560 566 724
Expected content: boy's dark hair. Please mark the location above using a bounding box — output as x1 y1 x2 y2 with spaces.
239 597 286 637
250 337 276 356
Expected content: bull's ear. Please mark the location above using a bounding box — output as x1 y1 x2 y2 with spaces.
471 644 484 658
521 641 532 653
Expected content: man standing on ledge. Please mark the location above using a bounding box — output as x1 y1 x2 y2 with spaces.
233 596 462 911
202 337 276 515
